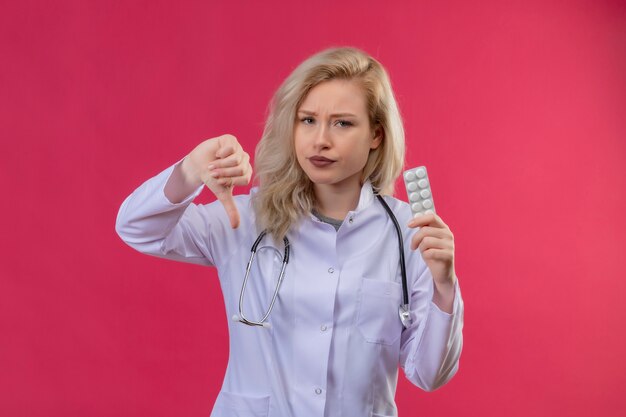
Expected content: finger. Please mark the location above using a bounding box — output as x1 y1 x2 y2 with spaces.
410 226 450 249
215 133 239 159
215 188 241 229
413 226 452 240
421 248 454 262
215 144 236 159
411 232 453 251
217 133 238 148
418 236 453 252
210 151 245 169
213 165 247 178
407 212 438 228
210 153 250 179
415 225 453 239
215 176 234 188
211 148 246 169
216 174 250 187
407 212 447 229
209 158 252 178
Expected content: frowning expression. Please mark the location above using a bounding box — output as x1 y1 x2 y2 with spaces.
294 79 382 192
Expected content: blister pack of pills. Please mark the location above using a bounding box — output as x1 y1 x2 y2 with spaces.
403 166 436 217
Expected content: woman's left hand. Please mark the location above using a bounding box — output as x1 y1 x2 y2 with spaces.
408 213 456 290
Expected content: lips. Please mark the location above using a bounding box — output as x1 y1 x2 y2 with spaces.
309 155 335 167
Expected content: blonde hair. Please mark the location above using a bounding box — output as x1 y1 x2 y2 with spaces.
252 46 405 241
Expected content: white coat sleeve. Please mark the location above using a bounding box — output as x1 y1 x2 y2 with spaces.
115 159 241 268
399 243 464 391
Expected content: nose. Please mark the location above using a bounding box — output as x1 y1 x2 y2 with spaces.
313 122 331 149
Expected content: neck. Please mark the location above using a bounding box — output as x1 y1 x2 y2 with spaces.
313 181 362 220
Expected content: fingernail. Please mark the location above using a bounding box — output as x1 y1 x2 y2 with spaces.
208 164 215 171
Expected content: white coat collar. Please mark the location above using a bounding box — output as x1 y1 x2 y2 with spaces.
354 179 376 212
305 179 377 223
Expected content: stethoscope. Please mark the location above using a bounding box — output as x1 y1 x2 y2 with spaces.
232 195 412 329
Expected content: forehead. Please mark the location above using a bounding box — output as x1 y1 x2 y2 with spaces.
298 79 367 115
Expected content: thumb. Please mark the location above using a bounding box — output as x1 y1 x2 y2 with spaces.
215 188 240 229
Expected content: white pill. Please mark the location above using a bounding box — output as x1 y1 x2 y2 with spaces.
404 166 436 216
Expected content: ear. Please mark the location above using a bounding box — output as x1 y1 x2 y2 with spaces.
370 125 383 150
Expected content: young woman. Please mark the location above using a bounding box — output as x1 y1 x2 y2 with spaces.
116 46 463 417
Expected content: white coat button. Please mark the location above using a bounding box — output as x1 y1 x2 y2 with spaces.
328 267 334 274
348 216 354 224
320 325 328 332
315 388 322 395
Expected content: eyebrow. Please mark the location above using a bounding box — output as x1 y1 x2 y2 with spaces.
297 109 358 118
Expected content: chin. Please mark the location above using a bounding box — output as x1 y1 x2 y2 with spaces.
305 175 334 185
300 169 324 183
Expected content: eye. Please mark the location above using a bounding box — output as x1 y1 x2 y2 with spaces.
336 120 353 128
300 117 314 125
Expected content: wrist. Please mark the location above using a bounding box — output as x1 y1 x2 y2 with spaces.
432 277 456 313
181 155 204 187
434 276 456 292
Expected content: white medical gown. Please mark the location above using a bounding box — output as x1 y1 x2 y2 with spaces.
115 160 464 417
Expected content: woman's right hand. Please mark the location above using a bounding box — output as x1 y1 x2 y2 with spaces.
181 134 252 228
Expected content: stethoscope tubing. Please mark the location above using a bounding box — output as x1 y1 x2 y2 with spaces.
234 195 412 329
236 231 290 327
375 195 409 307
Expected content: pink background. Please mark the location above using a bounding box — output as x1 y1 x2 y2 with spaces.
2 0 625 416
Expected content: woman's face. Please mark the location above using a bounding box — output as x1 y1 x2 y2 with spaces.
294 78 382 193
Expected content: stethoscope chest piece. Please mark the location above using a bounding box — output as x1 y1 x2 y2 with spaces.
399 304 412 328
